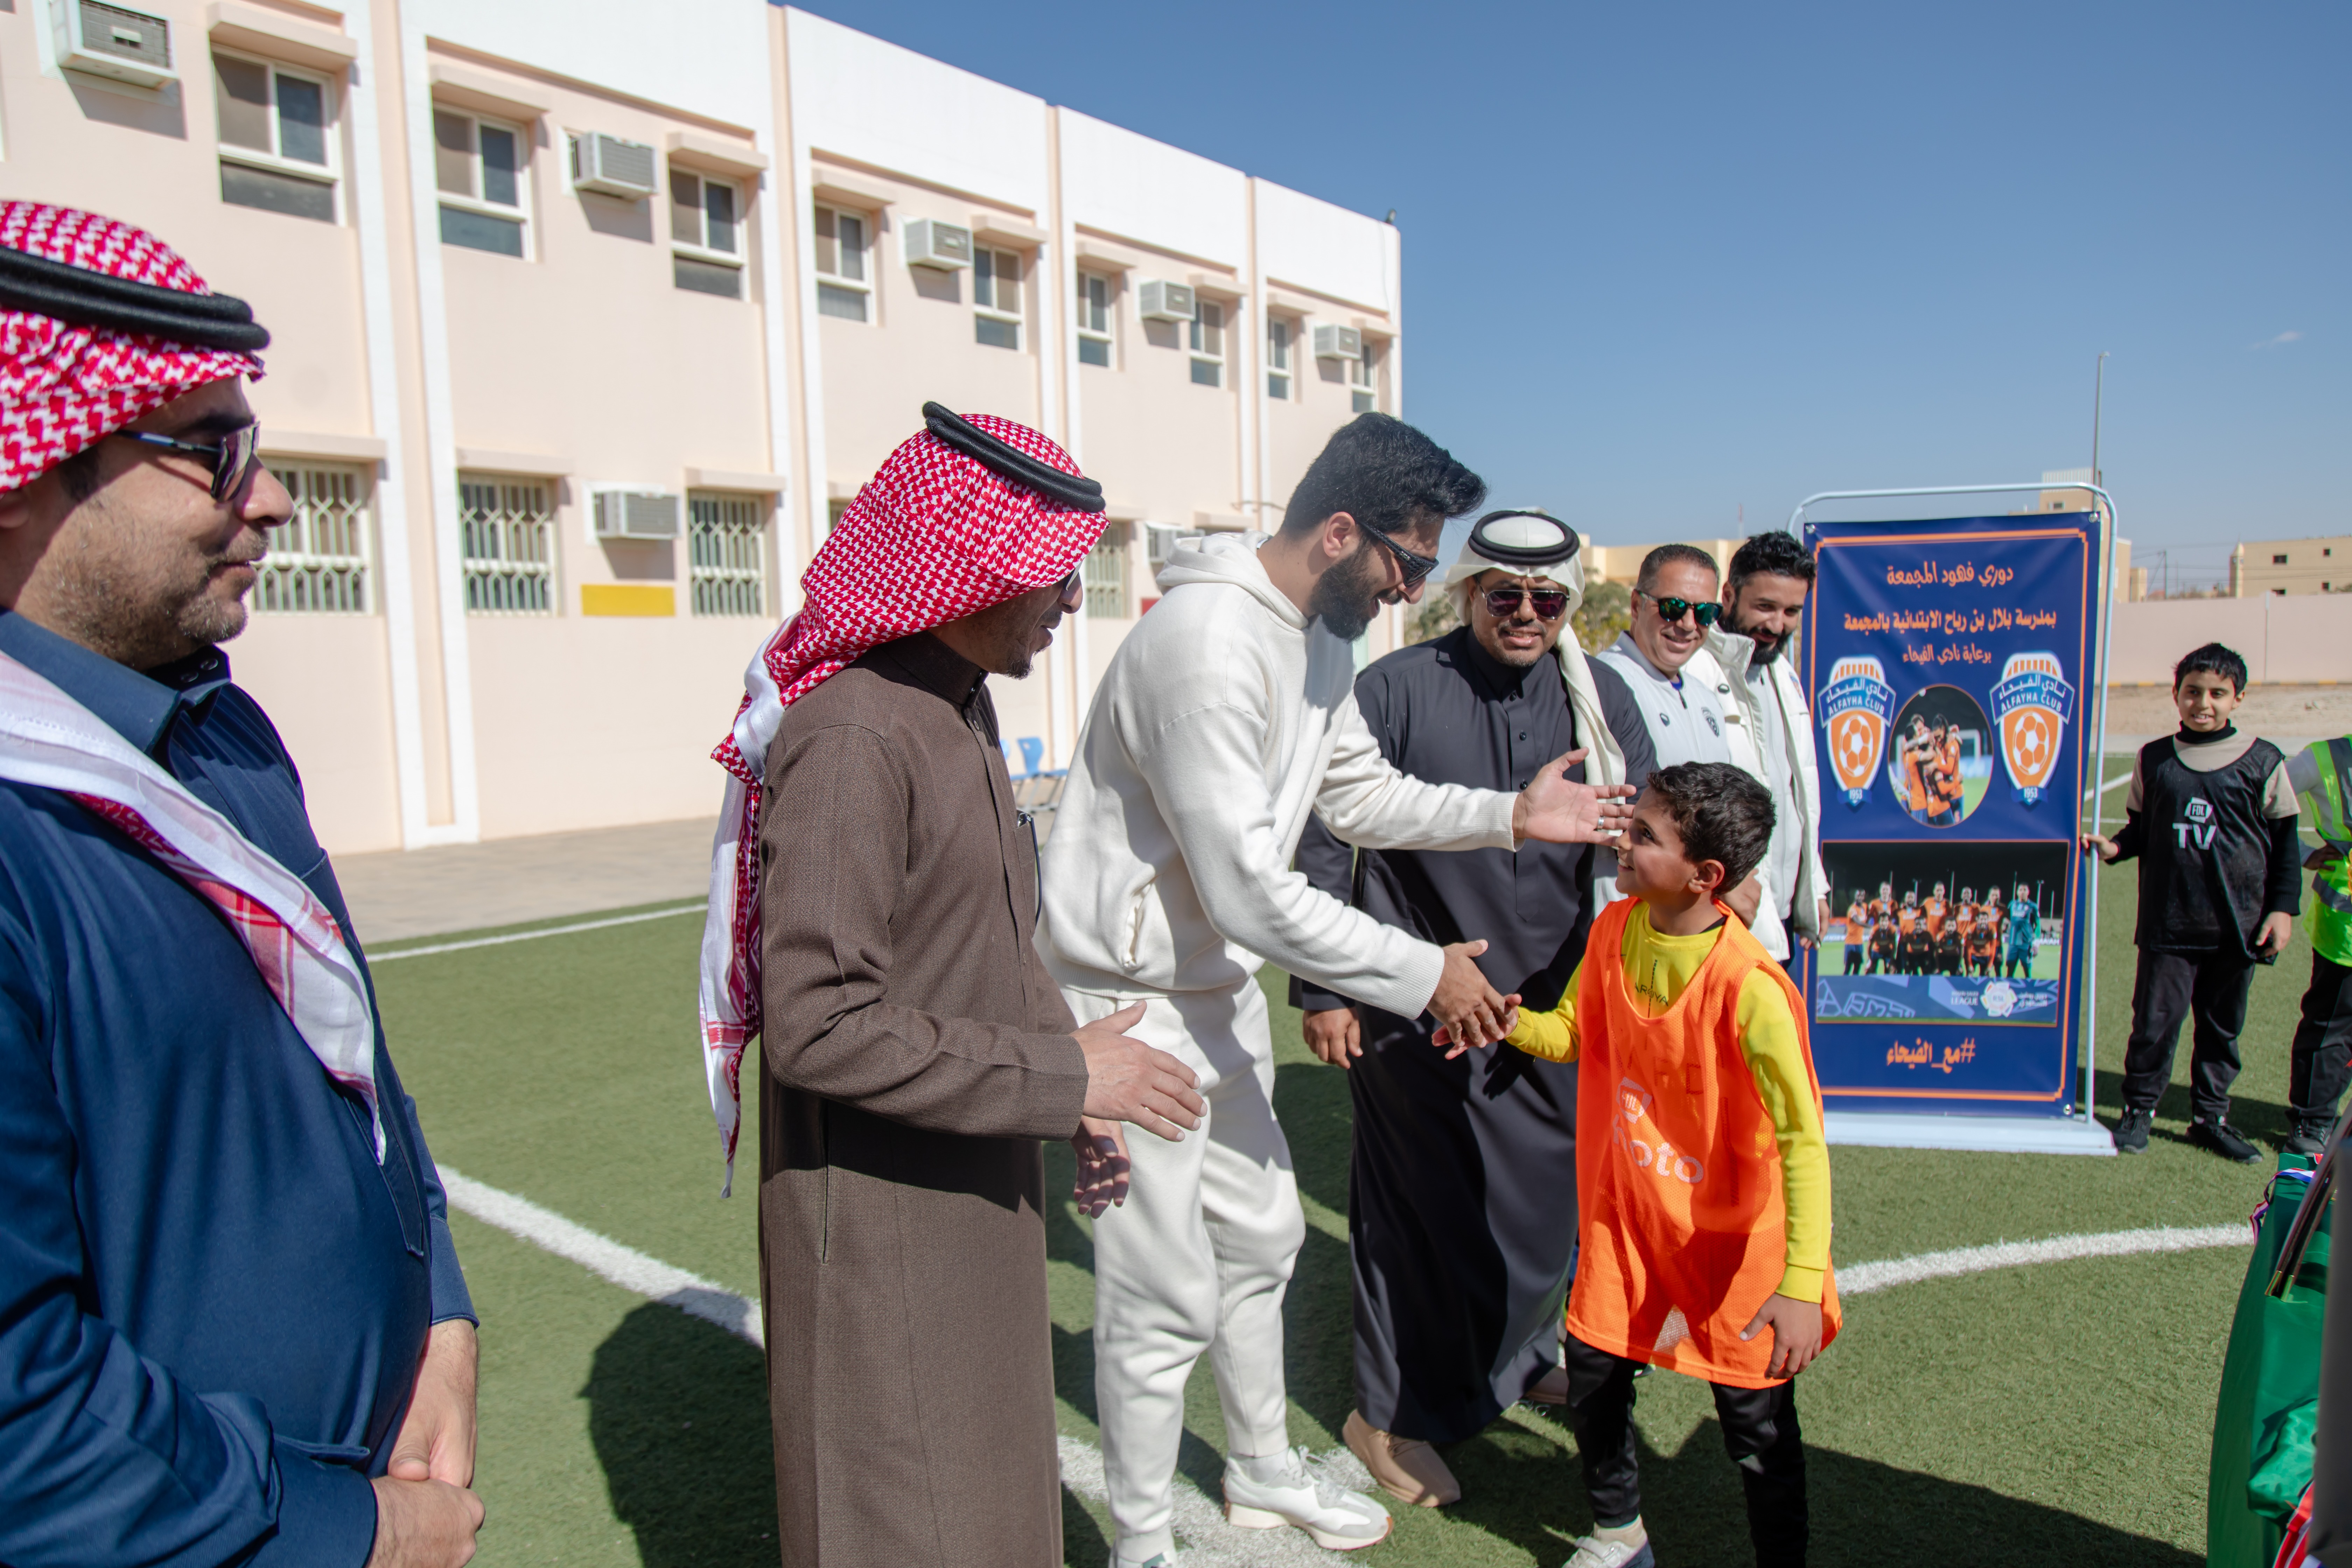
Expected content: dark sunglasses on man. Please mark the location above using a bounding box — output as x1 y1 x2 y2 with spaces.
1356 520 1442 589
111 421 262 502
1485 585 1571 621
1634 587 1722 628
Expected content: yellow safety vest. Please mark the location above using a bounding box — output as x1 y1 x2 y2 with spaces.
2299 737 2352 966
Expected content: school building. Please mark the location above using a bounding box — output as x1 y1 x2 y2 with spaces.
0 0 1410 853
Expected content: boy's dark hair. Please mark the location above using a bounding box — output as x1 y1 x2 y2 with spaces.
1634 543 1719 595
1278 413 1485 542
1644 762 1775 890
2174 641 2249 694
1726 530 1815 594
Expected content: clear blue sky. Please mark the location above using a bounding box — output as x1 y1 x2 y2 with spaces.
791 1 2344 581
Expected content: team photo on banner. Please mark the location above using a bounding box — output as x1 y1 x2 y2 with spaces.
1800 510 2108 1120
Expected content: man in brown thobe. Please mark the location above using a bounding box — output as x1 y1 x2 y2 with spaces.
700 406 1203 1566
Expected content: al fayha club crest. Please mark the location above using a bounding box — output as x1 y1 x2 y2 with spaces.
1818 656 1896 807
1991 651 2074 805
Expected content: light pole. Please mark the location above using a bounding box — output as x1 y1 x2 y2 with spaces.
2091 351 2108 486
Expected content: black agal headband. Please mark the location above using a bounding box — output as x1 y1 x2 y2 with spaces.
1466 509 1578 569
0 243 270 352
921 401 1104 512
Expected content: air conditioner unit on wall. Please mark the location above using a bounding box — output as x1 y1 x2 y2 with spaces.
1313 325 1363 362
1138 281 1195 323
593 490 681 540
55 0 175 88
572 133 658 200
904 218 973 270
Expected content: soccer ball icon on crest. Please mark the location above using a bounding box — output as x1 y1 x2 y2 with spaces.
1818 656 1896 808
1991 652 2075 806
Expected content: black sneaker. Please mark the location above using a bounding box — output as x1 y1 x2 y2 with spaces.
2188 1117 2260 1164
2283 1121 2334 1157
2113 1107 2152 1154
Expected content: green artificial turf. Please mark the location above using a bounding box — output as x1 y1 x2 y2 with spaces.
373 769 2318 1566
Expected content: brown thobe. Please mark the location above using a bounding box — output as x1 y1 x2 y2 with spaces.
758 631 1090 1567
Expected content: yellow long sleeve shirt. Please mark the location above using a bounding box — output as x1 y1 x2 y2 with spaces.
1507 904 1833 1302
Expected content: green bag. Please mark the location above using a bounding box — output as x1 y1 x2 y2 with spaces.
2209 1154 2330 1568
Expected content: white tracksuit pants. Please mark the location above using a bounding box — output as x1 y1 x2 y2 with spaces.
1064 980 1309 1562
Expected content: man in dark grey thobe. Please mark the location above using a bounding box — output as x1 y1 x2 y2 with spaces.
1292 511 1654 1507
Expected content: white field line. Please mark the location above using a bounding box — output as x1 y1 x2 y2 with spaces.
1839 1223 2246 1295
370 902 704 962
437 1167 762 1344
439 1166 2250 1562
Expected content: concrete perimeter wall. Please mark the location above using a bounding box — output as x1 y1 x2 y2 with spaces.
2106 594 2352 684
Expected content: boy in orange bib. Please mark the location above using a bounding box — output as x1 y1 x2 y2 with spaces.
1443 762 1838 1567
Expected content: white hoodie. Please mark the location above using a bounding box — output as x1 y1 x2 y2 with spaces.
1040 532 1517 1017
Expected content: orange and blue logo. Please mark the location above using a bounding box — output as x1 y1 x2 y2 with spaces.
1991 652 2074 805
1819 656 1895 807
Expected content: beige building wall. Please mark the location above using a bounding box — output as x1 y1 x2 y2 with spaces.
2234 535 2352 597
3 0 1405 853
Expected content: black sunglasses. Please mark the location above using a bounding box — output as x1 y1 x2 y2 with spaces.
1635 588 1722 628
1357 522 1441 588
112 422 262 501
1485 586 1571 621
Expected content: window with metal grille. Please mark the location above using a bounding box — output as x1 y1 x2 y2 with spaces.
1083 525 1127 619
255 461 371 612
688 491 768 616
459 473 556 614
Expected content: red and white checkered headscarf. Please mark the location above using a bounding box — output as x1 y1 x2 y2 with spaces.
696 411 1107 1190
0 202 265 493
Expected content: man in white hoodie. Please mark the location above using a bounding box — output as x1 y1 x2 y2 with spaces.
1708 531 1828 960
1040 416 1634 1565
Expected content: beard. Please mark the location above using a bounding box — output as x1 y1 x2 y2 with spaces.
1307 540 1387 643
1732 611 1786 665
48 505 259 670
965 585 1063 679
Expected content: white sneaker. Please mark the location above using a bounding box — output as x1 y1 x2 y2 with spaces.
1563 1534 1654 1568
1222 1447 1393 1550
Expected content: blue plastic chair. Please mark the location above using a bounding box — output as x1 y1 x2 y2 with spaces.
1018 736 1047 777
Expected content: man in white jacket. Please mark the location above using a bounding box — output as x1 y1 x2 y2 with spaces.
1039 415 1633 1565
1708 530 1828 961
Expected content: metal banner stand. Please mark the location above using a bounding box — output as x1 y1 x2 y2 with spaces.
1790 482 2119 1156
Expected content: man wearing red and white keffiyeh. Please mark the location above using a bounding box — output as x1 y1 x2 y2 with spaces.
0 204 481 1567
704 406 1204 1567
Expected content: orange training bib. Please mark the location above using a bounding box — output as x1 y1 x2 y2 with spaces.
1564 900 1841 1388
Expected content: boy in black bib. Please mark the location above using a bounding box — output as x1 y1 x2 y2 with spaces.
2081 643 2301 1160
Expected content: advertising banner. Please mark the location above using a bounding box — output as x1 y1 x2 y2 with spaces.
1799 511 2106 1119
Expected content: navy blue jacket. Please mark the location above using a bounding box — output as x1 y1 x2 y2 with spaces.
0 611 472 1567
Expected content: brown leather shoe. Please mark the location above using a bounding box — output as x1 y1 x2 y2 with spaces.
1343 1408 1460 1507
1524 1365 1570 1406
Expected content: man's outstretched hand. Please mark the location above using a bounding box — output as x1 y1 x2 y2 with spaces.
1427 940 1519 1054
1513 749 1637 846
1076 1003 1206 1142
